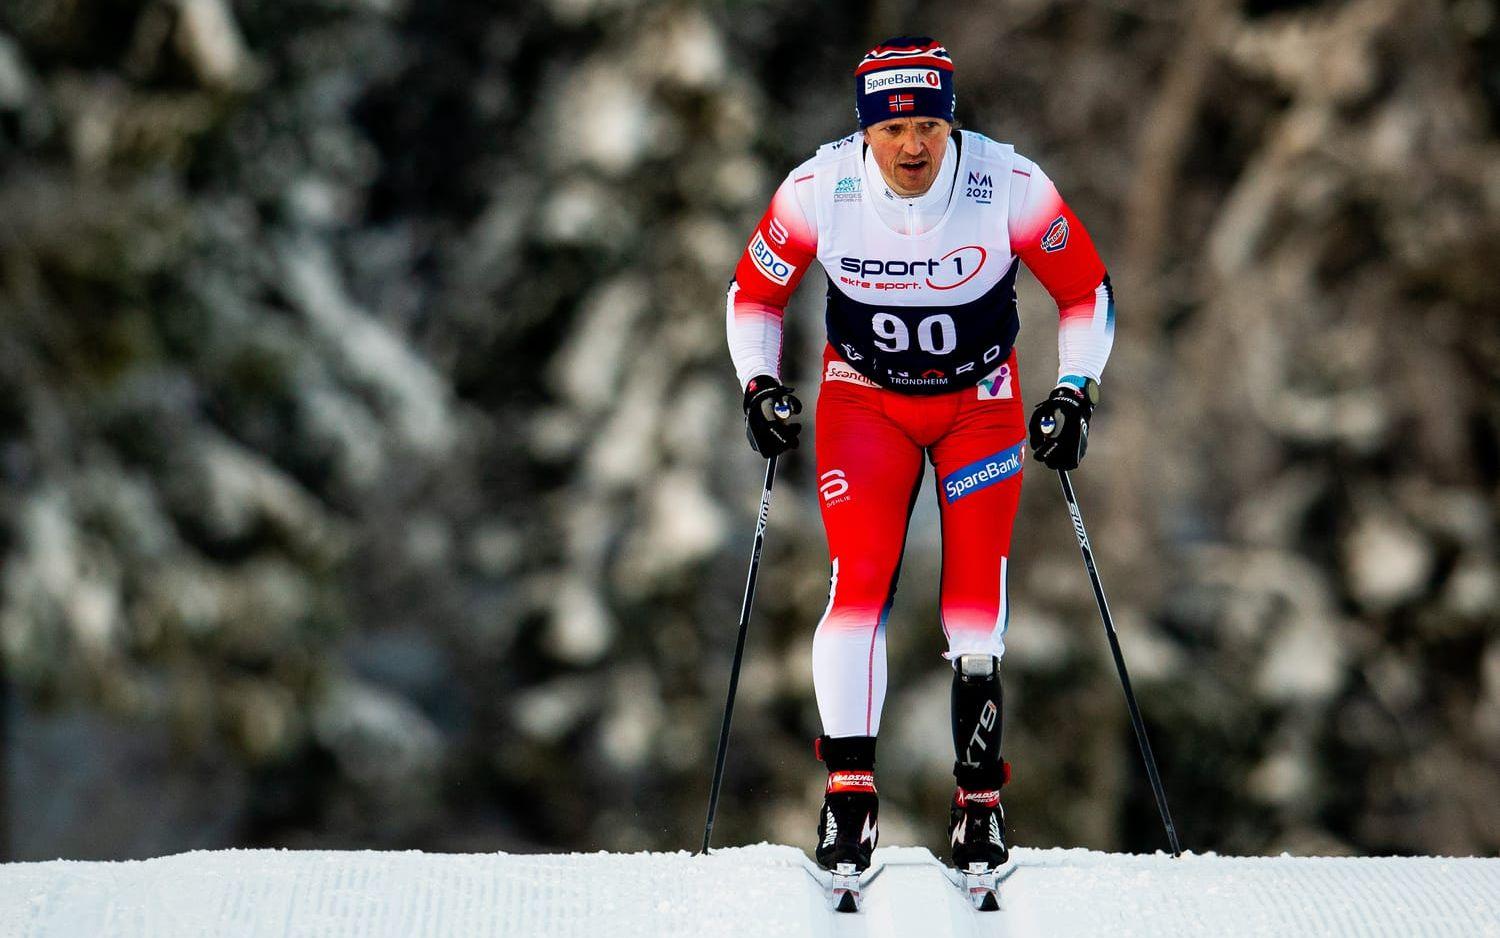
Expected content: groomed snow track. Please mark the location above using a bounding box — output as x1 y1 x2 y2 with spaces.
1 843 1497 937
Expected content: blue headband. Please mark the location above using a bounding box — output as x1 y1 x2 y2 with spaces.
855 37 955 128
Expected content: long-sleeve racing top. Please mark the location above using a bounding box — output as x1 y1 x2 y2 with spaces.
726 130 1114 395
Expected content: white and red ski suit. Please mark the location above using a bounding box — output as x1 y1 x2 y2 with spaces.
727 130 1115 737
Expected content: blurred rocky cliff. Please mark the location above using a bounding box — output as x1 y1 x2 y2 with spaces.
0 0 1495 860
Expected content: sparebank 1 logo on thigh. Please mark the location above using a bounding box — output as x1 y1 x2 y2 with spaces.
941 441 1024 504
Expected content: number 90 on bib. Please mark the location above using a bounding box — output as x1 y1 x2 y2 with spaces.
871 311 958 355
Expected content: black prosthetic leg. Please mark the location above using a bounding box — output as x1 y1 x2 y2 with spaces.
949 655 1010 871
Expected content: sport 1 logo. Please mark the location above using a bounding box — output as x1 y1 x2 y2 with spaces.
837 244 987 291
749 231 793 285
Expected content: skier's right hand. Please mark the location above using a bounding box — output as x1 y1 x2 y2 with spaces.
743 374 802 457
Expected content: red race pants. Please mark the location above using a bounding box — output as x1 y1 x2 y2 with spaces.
811 345 1026 738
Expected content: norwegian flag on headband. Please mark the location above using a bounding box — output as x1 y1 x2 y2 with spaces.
856 37 954 75
888 94 915 112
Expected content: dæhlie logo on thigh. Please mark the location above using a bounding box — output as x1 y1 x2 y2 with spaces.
819 469 851 507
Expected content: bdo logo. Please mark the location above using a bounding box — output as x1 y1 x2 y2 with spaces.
749 231 793 285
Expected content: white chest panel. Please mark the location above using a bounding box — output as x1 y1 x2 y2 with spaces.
814 135 1014 307
808 133 1026 393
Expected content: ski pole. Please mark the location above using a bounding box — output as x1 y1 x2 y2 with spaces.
1058 469 1182 857
700 441 784 854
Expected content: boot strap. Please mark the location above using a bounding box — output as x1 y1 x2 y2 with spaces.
954 759 1011 790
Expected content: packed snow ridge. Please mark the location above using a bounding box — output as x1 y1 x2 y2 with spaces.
2 843 1496 937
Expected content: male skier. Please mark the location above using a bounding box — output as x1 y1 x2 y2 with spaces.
725 36 1115 878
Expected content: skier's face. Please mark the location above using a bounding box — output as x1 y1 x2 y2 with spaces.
864 117 952 197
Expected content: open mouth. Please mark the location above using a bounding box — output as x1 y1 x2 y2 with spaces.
898 159 928 173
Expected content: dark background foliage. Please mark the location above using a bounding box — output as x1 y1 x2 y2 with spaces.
0 0 1496 861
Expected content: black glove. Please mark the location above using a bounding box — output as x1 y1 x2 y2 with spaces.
743 374 803 457
1028 380 1097 471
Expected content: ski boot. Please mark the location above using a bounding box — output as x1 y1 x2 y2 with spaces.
814 734 878 911
949 654 1010 910
950 762 1011 865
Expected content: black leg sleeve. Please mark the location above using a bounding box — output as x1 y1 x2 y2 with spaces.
951 654 1006 788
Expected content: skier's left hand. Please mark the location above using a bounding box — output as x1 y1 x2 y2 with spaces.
1028 379 1097 471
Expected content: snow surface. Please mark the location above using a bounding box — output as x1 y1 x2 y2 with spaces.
0 843 1496 937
